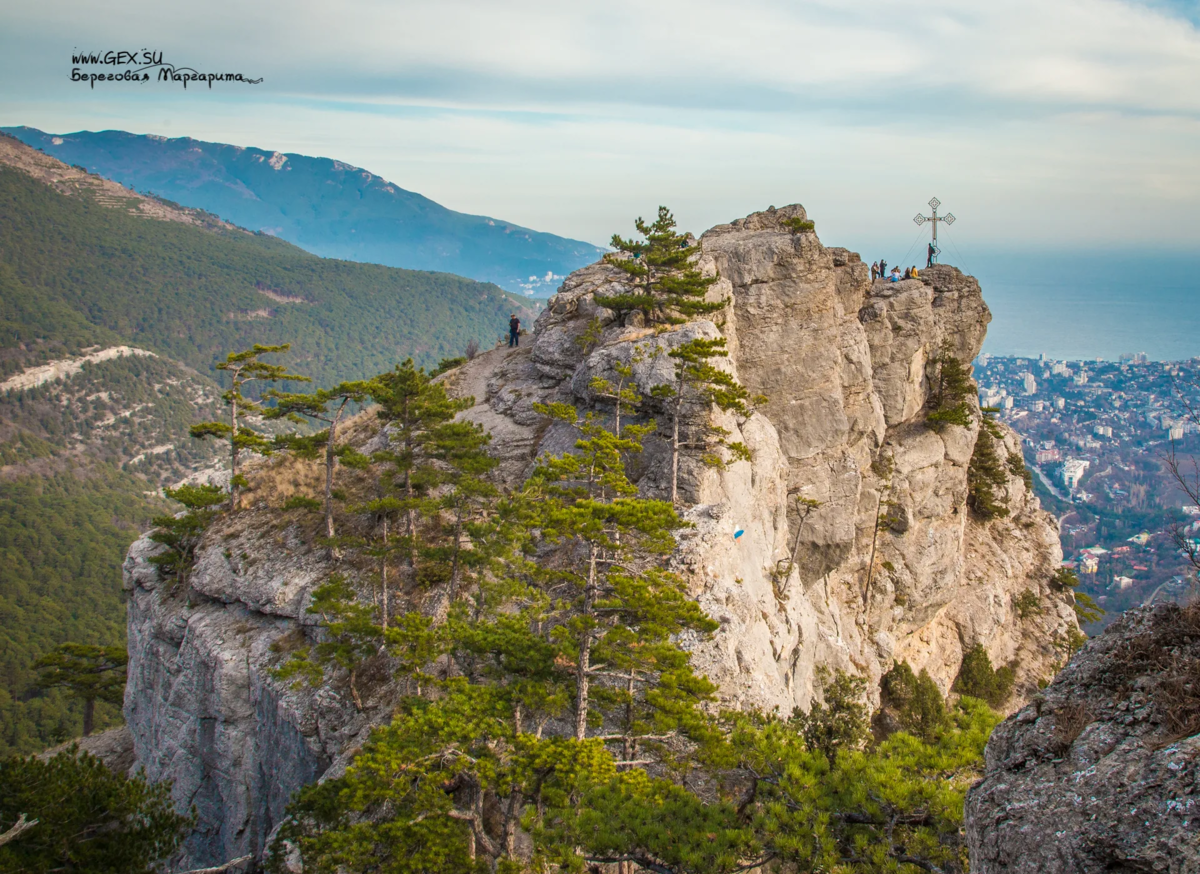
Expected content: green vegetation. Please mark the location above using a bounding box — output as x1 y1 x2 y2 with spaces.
782 216 816 233
0 470 157 756
0 164 532 383
147 484 227 589
33 645 126 738
0 151 533 754
0 350 223 756
1049 566 1105 624
654 337 756 505
596 207 724 327
953 644 1016 709
237 344 1006 873
1013 588 1043 619
0 748 189 873
925 344 974 431
968 415 1011 519
880 661 951 742
190 343 309 509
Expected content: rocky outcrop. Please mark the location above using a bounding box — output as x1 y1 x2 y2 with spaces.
122 204 1077 869
446 204 1074 711
966 604 1200 873
123 515 373 869
40 725 136 775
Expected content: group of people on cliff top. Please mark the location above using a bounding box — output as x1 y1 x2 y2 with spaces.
871 243 940 283
871 260 920 283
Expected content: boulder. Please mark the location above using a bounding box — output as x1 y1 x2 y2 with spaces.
967 604 1200 873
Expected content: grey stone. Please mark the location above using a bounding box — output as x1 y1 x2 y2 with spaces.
967 605 1200 873
123 204 1078 870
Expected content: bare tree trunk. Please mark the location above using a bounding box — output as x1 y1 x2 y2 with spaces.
448 503 465 602
380 516 389 632
622 668 636 764
575 542 599 741
503 790 521 861
671 399 681 506
229 394 240 511
323 405 345 541
82 696 95 737
0 815 37 849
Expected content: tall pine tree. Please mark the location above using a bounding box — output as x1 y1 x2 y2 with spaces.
597 207 724 326
190 344 309 510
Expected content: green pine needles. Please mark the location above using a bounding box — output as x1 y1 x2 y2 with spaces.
596 207 725 327
968 415 1011 519
925 343 974 432
135 333 1014 874
190 343 310 510
32 644 127 738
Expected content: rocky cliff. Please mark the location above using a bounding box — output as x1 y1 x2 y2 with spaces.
122 205 1077 869
967 603 1199 872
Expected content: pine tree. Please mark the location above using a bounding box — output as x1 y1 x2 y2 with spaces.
523 404 716 749
925 342 974 431
147 483 227 588
596 207 723 326
366 360 471 607
652 337 755 505
33 644 126 737
266 381 374 541
968 414 1010 519
0 749 190 873
425 419 499 605
190 344 309 510
953 644 1016 709
275 575 381 712
588 350 644 438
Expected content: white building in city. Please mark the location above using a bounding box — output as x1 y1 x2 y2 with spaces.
1022 372 1037 395
1062 458 1090 490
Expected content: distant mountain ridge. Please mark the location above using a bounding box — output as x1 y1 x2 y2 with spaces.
0 131 539 753
2 126 606 297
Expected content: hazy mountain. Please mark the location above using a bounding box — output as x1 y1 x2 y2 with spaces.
3 126 606 297
0 132 537 753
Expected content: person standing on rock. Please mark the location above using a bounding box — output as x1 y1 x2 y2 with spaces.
871 261 879 281
879 259 887 278
927 243 936 268
508 314 521 348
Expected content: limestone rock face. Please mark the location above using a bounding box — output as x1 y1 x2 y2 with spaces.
122 204 1077 869
123 521 372 870
966 605 1200 873
446 205 1074 711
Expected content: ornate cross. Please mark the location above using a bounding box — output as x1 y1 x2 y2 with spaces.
913 197 955 264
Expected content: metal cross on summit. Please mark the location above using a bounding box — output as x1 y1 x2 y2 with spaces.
913 197 955 266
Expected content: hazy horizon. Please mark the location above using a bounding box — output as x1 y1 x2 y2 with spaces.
3 0 1199 256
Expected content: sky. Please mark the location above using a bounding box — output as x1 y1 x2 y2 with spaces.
2 0 1199 256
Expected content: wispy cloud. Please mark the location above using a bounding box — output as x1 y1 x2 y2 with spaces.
2 0 1198 251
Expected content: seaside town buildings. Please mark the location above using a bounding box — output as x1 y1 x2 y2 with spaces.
973 354 1200 628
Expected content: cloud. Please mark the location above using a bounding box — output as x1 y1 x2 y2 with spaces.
2 0 1199 250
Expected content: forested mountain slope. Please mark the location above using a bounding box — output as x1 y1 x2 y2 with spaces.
0 134 538 386
3 126 606 297
0 133 537 754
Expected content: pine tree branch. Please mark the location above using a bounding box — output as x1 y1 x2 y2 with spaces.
177 854 254 874
0 814 37 848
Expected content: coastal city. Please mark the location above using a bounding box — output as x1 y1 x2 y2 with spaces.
974 354 1200 628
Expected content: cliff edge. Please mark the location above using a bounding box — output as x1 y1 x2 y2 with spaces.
122 205 1077 869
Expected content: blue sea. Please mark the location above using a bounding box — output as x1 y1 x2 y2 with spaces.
951 250 1200 362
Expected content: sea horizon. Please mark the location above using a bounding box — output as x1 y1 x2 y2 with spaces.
935 248 1200 363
